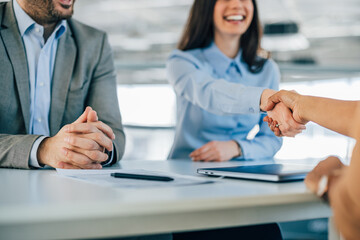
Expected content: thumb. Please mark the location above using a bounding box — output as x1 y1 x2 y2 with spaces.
263 97 278 111
73 106 92 124
87 109 98 123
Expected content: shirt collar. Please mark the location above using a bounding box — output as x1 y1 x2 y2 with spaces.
202 41 245 76
13 0 67 39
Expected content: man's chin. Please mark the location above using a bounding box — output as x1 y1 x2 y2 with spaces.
52 6 74 19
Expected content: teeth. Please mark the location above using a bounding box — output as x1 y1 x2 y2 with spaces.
225 15 244 21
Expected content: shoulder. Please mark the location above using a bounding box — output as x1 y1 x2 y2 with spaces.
260 58 280 77
167 48 206 69
263 58 279 71
67 18 107 46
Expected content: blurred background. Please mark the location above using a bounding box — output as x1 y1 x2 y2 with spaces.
73 0 360 239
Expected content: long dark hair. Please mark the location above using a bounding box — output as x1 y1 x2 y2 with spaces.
178 0 268 73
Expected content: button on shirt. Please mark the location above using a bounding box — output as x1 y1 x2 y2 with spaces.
166 42 283 160
13 0 66 167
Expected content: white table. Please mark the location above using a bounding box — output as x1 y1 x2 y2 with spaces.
0 159 331 240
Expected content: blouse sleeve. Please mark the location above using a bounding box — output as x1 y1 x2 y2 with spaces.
166 50 266 115
233 60 282 159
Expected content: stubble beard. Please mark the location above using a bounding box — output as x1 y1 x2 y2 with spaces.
25 0 74 25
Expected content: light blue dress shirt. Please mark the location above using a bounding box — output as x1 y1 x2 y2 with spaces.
13 0 66 168
167 42 283 160
14 0 66 136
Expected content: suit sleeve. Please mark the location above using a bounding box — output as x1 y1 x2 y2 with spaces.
85 33 125 164
0 134 42 169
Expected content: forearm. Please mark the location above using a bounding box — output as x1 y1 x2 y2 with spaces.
167 56 267 115
299 96 359 138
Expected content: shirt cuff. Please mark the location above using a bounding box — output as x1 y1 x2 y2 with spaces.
29 136 47 168
233 139 249 160
102 143 115 167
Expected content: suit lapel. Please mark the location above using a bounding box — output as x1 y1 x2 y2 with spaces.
49 26 76 136
0 2 30 133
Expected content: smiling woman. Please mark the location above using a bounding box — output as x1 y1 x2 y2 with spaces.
168 0 290 239
167 0 304 164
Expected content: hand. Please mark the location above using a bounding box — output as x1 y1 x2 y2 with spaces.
37 124 107 169
304 156 345 194
38 107 114 169
61 107 116 169
189 140 240 162
264 102 306 137
264 90 308 125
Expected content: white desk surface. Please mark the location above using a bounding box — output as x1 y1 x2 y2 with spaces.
0 159 331 240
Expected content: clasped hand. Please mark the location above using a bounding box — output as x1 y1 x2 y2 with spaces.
38 107 115 169
264 90 307 137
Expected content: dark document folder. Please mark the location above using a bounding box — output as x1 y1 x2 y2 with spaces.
197 163 313 182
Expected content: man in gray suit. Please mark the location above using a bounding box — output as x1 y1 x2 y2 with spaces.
0 0 126 169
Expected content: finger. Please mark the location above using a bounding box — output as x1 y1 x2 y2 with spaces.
61 147 103 168
69 122 115 141
263 94 281 111
274 127 282 137
269 124 275 132
264 100 277 112
71 147 109 162
92 121 115 140
279 124 303 137
288 120 306 130
201 154 218 162
84 132 113 151
67 122 100 134
58 161 82 169
87 109 98 123
279 123 304 136
193 152 217 162
304 174 317 193
64 135 102 151
74 107 92 124
190 144 210 158
264 90 291 112
192 149 215 161
263 116 269 122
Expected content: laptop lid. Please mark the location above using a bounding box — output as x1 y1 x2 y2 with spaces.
197 163 313 182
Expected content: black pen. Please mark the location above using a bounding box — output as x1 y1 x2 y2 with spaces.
110 172 174 182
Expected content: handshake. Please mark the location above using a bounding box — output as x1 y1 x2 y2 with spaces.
260 89 308 137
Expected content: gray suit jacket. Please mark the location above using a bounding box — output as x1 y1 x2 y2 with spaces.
0 1 125 168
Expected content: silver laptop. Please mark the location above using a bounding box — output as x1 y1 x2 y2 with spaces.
197 163 313 182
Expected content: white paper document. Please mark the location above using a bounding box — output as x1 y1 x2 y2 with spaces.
56 168 214 189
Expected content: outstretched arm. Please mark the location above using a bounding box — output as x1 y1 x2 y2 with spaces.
264 90 359 139
265 90 360 238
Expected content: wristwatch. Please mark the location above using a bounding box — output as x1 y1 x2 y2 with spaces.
316 175 330 204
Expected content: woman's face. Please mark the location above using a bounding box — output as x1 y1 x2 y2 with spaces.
213 0 254 39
